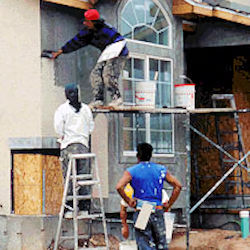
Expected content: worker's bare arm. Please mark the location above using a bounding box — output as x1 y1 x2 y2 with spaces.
116 171 136 208
164 172 182 211
120 205 129 239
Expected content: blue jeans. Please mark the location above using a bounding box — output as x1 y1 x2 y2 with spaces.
60 143 90 211
133 209 168 250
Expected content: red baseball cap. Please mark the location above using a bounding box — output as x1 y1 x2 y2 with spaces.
84 9 100 21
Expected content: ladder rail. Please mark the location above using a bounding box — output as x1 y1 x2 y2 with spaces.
93 156 109 249
72 158 79 250
54 158 73 250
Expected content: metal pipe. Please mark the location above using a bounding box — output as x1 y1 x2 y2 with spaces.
185 112 191 250
190 151 250 214
189 124 248 171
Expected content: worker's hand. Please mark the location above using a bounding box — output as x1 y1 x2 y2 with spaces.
51 49 63 59
163 201 171 212
122 223 129 239
128 198 136 208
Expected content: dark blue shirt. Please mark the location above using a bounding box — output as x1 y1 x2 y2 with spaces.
127 162 167 206
61 22 128 56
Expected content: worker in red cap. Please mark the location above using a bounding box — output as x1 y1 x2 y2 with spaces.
48 9 129 108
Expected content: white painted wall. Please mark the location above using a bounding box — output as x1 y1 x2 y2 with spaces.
0 0 65 214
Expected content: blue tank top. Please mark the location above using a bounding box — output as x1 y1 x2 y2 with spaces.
127 162 167 206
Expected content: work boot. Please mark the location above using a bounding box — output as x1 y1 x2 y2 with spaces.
108 92 123 107
108 96 123 107
88 99 104 108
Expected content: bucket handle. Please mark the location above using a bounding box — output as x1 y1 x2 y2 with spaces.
179 75 193 84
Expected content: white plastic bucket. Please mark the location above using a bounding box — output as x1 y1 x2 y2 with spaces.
135 81 156 107
164 212 175 244
174 84 195 109
119 240 137 250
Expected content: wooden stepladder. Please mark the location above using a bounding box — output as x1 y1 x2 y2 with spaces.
53 153 109 250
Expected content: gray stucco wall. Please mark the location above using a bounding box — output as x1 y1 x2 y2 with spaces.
41 0 187 214
185 18 250 49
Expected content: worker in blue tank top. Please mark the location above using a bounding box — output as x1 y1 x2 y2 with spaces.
116 143 182 250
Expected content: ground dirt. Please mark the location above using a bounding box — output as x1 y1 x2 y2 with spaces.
48 229 249 249
169 229 250 250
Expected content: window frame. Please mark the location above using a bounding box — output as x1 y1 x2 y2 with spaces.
120 0 173 49
122 52 175 158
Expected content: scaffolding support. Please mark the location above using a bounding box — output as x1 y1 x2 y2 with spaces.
92 106 249 250
185 112 191 250
190 151 250 214
189 124 248 171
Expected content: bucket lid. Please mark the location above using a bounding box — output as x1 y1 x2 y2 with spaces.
239 210 249 218
175 84 195 87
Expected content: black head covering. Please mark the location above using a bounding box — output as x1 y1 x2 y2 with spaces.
65 83 82 113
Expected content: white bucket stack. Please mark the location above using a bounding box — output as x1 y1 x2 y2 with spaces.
174 83 195 109
135 81 156 107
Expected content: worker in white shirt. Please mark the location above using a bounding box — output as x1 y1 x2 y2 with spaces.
54 83 94 218
120 184 169 240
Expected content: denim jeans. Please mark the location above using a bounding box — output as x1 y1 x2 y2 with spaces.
60 143 90 211
133 209 168 250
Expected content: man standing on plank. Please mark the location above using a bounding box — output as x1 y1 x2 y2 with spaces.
48 9 128 108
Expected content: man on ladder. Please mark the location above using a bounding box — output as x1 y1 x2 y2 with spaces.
54 83 108 250
54 82 95 218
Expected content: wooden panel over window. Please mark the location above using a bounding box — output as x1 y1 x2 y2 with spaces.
43 0 93 10
173 0 250 26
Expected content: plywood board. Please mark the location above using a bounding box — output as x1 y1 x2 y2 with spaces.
14 154 43 186
14 185 42 215
14 154 43 214
44 155 64 215
13 153 64 215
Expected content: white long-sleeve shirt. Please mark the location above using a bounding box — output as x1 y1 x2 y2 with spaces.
54 100 94 149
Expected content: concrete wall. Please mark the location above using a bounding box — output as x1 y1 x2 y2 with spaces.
0 0 66 215
0 0 41 214
185 19 250 49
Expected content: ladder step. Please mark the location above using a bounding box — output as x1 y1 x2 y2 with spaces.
71 174 93 180
70 153 96 159
77 213 103 220
67 194 92 201
79 248 107 250
61 234 89 240
222 159 237 163
78 180 99 186
220 130 238 135
63 212 104 220
212 94 234 100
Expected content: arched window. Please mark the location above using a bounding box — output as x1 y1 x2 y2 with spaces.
120 0 173 155
121 0 170 46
